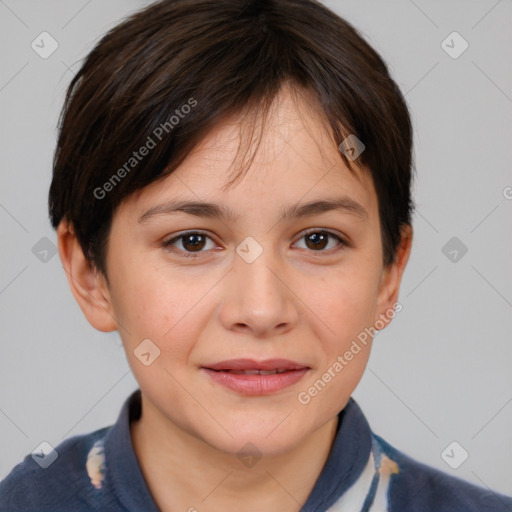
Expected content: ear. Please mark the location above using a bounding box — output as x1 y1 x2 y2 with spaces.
374 224 413 328
56 219 118 332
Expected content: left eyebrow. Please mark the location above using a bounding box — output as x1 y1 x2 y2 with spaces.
279 197 368 221
138 196 369 223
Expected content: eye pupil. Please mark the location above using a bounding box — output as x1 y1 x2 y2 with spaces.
305 232 328 250
183 234 205 251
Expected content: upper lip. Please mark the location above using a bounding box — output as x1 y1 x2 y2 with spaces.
203 358 309 371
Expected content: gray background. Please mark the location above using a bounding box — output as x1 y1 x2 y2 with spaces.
1 0 511 497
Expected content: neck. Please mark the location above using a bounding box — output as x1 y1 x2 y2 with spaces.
130 393 339 512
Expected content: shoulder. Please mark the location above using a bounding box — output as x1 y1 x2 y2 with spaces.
373 434 512 512
0 426 116 512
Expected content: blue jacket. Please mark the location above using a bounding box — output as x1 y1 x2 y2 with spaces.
1 389 510 511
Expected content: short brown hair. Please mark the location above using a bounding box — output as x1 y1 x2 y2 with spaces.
49 0 414 275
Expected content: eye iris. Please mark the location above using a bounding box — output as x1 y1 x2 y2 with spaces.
305 232 328 250
183 234 206 251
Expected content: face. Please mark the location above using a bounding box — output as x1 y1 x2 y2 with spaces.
76 86 409 457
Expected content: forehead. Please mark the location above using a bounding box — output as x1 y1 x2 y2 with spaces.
122 86 378 222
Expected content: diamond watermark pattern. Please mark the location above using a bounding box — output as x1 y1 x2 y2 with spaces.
236 236 263 264
31 237 58 263
134 338 161 366
442 237 468 263
339 134 365 161
31 441 58 469
31 32 59 59
236 442 262 468
441 441 469 469
441 31 468 59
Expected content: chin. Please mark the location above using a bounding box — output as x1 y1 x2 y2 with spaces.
196 414 311 459
210 433 302 461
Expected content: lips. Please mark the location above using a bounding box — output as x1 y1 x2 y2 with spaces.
203 358 308 372
219 368 290 375
201 358 310 395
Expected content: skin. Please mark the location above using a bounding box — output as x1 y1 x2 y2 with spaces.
57 84 412 512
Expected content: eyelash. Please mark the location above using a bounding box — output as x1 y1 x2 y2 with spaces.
162 229 347 259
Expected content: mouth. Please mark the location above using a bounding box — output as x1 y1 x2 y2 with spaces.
201 358 310 395
209 368 295 375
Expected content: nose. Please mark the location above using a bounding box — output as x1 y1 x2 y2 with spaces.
218 247 300 338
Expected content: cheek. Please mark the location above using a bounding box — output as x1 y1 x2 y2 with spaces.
301 265 381 348
295 270 378 413
109 262 218 356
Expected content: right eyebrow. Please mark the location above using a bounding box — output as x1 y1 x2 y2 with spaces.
138 200 240 223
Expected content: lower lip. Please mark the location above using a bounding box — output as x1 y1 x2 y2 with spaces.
201 368 309 395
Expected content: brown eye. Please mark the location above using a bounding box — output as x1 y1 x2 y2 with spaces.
305 232 329 250
181 233 207 251
295 230 345 252
163 231 216 258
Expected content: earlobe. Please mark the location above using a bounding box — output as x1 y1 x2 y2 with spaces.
374 224 413 328
56 220 118 332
